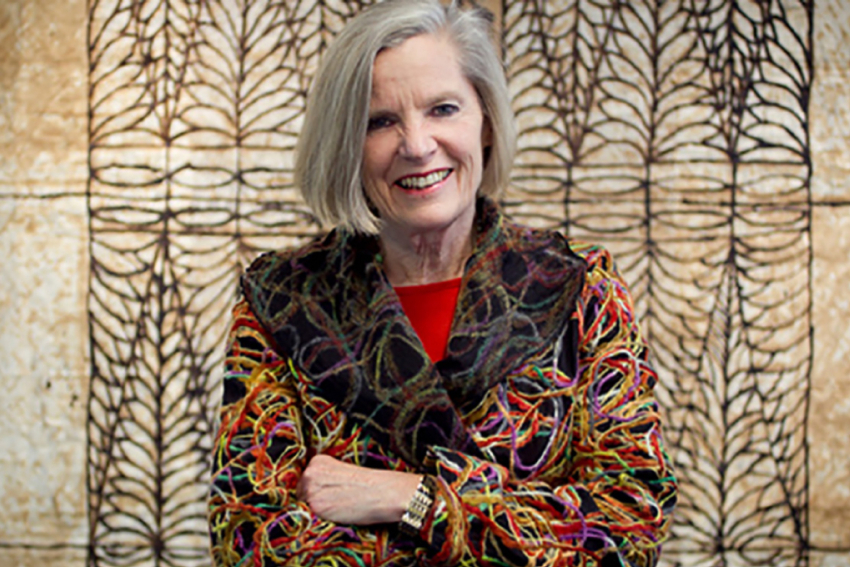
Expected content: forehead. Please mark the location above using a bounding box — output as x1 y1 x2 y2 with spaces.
370 33 470 101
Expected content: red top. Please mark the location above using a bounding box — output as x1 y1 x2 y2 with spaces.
395 277 462 362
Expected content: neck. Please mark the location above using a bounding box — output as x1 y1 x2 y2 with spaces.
378 217 475 287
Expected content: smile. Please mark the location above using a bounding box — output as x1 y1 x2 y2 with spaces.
395 169 452 190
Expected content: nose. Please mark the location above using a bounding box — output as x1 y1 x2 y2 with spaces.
398 120 436 161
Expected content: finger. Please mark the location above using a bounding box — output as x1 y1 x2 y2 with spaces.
297 457 322 502
296 462 312 501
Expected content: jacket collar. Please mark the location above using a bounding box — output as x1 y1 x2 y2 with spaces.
243 198 586 468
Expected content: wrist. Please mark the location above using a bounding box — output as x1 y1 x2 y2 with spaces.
399 474 436 536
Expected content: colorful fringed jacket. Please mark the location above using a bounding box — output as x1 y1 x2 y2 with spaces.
208 199 677 566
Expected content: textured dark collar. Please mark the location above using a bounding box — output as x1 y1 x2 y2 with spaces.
242 198 587 468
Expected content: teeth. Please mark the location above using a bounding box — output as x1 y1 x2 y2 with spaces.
397 169 450 189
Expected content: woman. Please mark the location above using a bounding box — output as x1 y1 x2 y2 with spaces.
208 0 677 565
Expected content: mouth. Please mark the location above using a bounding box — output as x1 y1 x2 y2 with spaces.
394 169 452 190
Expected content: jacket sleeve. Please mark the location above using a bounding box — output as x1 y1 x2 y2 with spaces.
415 246 678 566
207 299 388 566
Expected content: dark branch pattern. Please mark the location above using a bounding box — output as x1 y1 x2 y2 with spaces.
86 0 812 566
502 1 812 566
86 1 372 566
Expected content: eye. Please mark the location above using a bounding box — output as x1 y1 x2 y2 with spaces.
432 103 459 117
367 115 393 131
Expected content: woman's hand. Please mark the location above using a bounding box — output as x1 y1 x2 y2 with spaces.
296 454 422 525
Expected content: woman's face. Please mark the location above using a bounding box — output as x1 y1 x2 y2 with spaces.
362 33 490 239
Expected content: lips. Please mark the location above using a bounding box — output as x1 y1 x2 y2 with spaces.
395 168 452 190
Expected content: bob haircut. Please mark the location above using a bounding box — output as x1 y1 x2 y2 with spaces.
295 0 517 234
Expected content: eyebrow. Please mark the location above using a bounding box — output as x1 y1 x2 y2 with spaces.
423 91 463 106
369 90 465 114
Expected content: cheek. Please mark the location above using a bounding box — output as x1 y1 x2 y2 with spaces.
460 135 485 172
360 163 392 215
361 146 379 181
363 136 394 174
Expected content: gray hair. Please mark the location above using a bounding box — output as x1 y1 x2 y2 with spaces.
294 0 517 234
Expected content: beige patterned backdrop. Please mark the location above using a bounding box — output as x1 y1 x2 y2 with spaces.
1 1 849 566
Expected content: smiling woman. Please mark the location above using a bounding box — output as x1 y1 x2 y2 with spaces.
362 32 490 286
207 1 677 565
